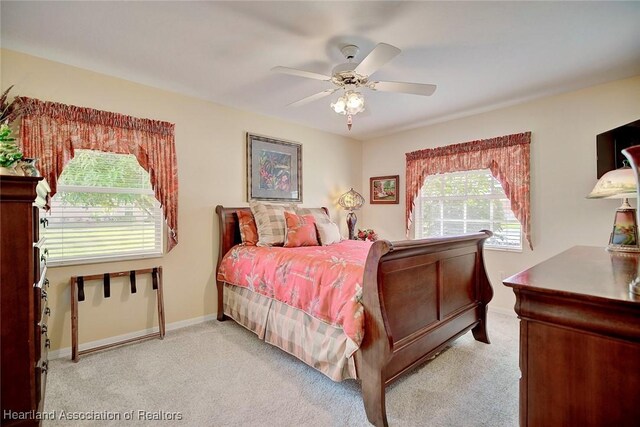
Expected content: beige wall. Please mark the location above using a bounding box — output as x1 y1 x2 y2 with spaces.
361 75 640 312
1 49 362 351
4 47 639 351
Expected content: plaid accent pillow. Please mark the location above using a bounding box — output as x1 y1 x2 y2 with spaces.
284 212 319 247
237 210 258 246
250 201 294 246
294 207 332 225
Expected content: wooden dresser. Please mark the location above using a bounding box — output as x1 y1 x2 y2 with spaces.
1 175 50 426
504 246 640 427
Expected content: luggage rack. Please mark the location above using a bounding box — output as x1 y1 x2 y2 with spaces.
69 266 165 362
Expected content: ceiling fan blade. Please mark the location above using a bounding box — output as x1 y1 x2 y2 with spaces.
354 43 401 77
271 66 332 81
287 88 338 107
372 81 437 96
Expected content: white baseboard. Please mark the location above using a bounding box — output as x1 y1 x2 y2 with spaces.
50 307 514 360
48 314 217 360
488 305 517 317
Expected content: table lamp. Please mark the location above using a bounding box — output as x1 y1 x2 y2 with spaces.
338 188 365 240
622 145 640 295
587 163 639 253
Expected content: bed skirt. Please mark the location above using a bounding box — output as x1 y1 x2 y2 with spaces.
223 283 358 381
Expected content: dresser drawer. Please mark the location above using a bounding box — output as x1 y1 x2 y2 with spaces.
35 319 49 365
36 308 50 396
33 270 48 316
36 270 50 313
39 320 51 358
35 316 50 367
38 293 51 341
33 272 49 365
39 299 51 326
33 244 48 282
35 356 49 413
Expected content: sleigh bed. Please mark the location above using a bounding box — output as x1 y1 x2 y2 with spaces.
215 205 493 426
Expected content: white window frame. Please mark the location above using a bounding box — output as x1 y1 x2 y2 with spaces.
43 152 164 266
414 169 523 252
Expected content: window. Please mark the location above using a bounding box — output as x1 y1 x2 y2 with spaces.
414 169 522 250
43 150 163 265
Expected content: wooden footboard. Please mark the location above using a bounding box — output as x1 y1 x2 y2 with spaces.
215 206 492 426
358 233 493 426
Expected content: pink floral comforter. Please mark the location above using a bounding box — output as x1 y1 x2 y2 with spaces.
217 240 373 347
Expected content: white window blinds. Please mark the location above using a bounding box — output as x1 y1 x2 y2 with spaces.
43 150 163 266
414 169 522 251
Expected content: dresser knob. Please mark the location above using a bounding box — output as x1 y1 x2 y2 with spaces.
41 290 47 300
41 361 48 373
44 278 50 288
45 339 51 349
40 218 49 228
45 307 51 316
41 325 47 334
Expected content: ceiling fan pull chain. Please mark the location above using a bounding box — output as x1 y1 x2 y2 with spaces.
347 114 353 131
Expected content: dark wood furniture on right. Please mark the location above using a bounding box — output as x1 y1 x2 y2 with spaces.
216 206 494 427
504 246 640 427
1 176 50 427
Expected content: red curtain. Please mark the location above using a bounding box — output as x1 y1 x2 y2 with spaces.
406 132 532 250
16 97 179 252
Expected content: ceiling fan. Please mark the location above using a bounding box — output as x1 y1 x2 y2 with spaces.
272 43 437 130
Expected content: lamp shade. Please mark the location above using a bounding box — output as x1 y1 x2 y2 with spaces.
587 166 637 199
338 188 364 211
331 97 346 114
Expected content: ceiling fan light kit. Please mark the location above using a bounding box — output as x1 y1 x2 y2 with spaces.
331 90 365 115
273 42 437 131
331 90 365 131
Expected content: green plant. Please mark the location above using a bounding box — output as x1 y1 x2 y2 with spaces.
0 85 19 124
0 86 24 168
0 122 22 167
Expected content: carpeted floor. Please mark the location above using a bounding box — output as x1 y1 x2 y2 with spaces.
44 311 519 427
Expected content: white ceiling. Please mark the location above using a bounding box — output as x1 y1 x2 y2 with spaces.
2 1 640 141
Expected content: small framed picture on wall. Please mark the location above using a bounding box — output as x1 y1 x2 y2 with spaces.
370 175 399 204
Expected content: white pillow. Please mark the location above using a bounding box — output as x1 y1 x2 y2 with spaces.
316 221 342 246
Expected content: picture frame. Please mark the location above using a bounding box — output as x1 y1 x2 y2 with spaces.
247 133 302 202
370 175 399 204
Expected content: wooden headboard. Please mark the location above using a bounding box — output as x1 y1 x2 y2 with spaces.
214 205 330 268
215 206 248 266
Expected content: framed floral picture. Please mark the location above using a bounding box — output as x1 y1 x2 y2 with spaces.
370 175 399 204
247 133 302 202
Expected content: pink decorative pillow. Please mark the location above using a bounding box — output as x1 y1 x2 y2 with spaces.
237 210 258 246
284 212 319 247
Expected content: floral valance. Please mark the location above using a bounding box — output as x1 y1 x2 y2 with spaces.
16 97 179 252
406 132 532 250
